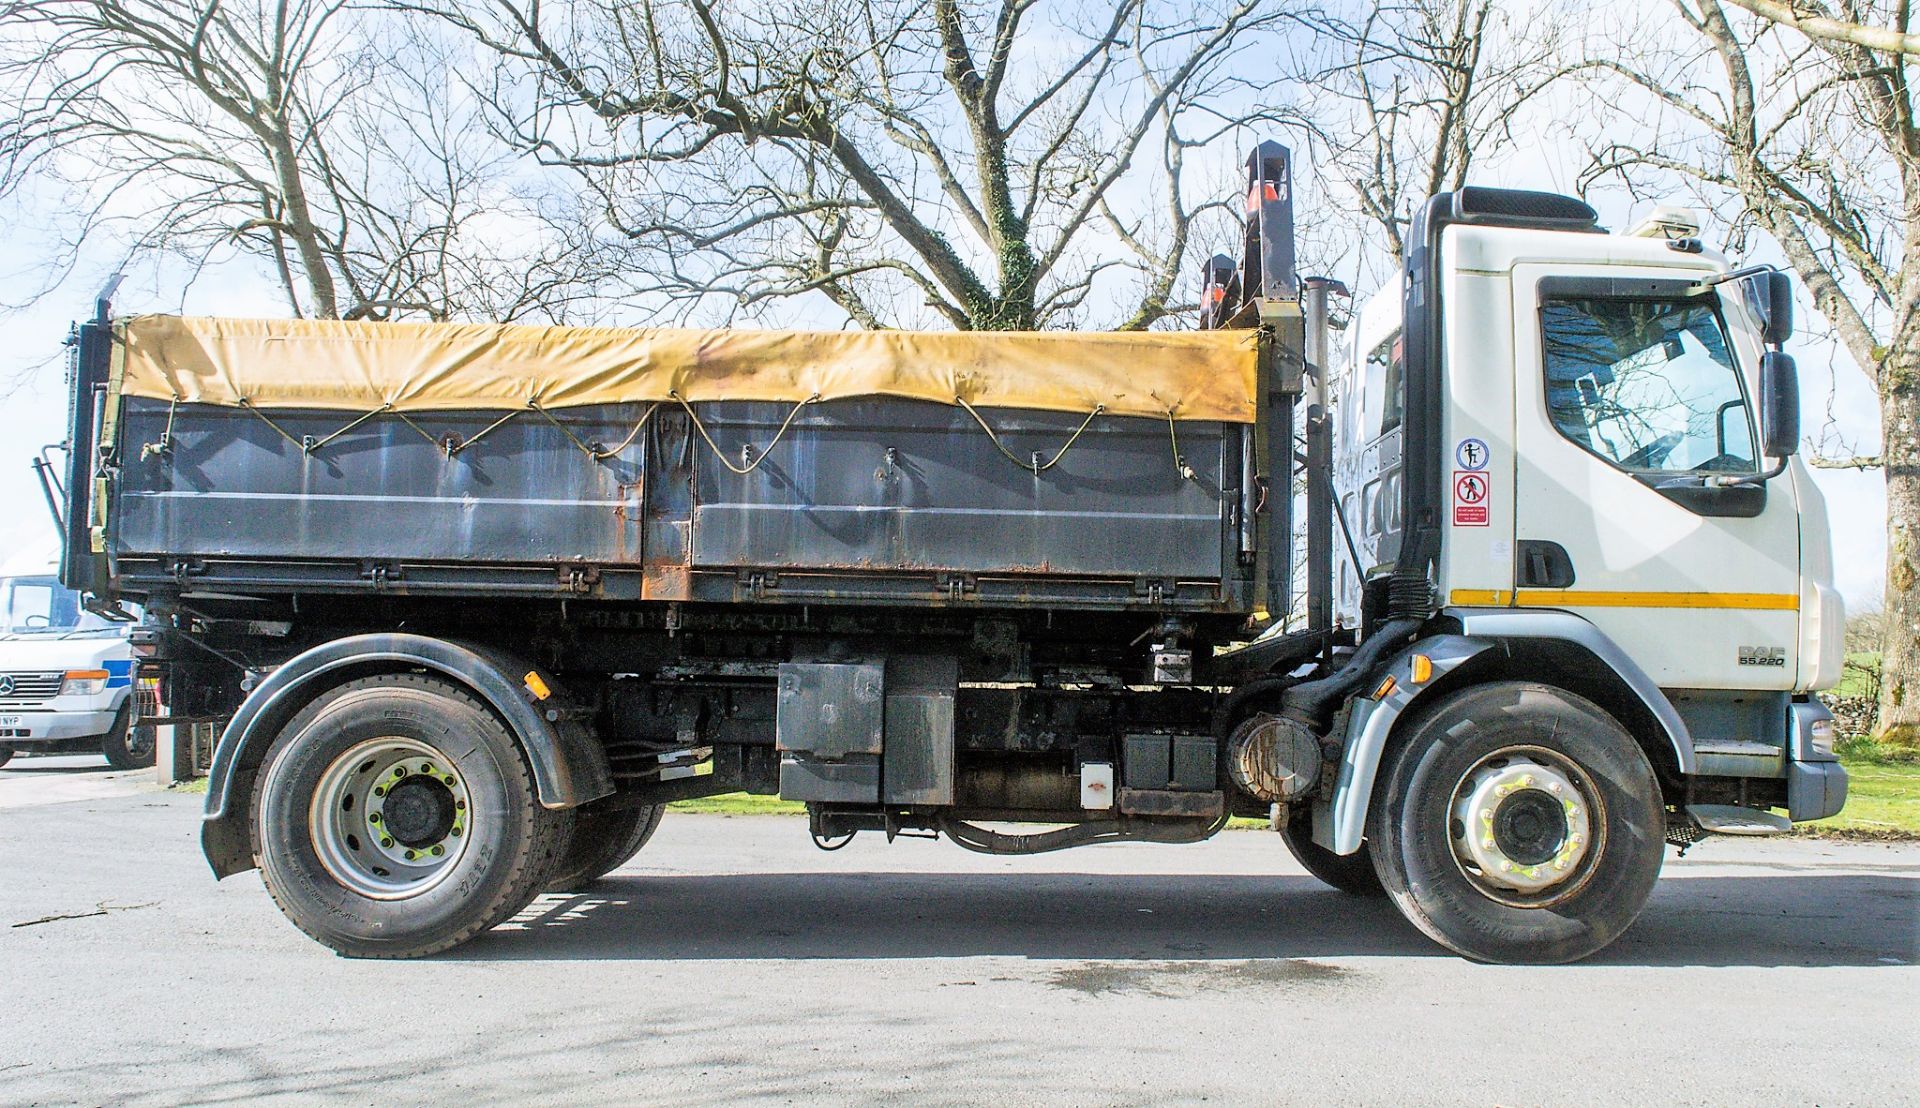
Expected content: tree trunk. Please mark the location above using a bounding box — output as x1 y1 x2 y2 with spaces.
1879 337 1920 749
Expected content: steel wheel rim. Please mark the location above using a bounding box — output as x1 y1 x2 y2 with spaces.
1447 744 1606 909
309 737 473 900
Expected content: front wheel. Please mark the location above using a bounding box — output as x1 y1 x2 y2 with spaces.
252 674 571 958
1279 806 1383 896
1368 681 1664 964
101 708 153 770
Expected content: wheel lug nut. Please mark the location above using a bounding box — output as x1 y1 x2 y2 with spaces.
368 813 380 824
445 776 456 785
431 845 444 856
451 827 463 837
381 837 394 848
374 786 386 797
1522 775 1535 787
404 849 416 860
454 800 465 810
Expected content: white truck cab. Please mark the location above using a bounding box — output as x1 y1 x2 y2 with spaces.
0 548 147 769
1326 195 1845 855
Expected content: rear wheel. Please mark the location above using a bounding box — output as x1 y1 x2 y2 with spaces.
252 674 571 958
1279 806 1383 896
548 801 665 892
1368 681 1664 964
101 708 153 770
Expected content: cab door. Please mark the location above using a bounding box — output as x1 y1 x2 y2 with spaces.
1505 265 1800 690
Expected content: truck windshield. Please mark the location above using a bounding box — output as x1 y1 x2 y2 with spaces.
0 575 120 635
1540 297 1757 475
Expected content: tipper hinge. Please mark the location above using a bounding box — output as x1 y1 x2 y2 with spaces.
359 561 401 590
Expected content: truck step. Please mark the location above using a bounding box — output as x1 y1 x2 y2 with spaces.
1685 804 1792 836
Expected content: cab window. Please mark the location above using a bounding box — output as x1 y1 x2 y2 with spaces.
1364 332 1405 439
1539 297 1757 475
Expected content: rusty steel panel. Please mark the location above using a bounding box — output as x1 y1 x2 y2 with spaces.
113 398 650 566
687 399 1234 580
108 393 1248 608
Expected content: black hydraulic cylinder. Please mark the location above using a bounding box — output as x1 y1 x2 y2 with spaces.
1302 277 1342 634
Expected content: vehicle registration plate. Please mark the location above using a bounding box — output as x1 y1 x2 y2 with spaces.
0 715 18 726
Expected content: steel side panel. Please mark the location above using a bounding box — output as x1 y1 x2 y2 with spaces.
112 397 1238 593
114 400 645 564
688 401 1232 579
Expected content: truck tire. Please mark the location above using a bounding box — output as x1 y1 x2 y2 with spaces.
0 745 13 768
1279 806 1383 896
101 708 153 770
1367 681 1664 964
251 674 571 958
548 801 665 892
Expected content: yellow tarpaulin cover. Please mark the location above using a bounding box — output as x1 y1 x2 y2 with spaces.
116 316 1261 423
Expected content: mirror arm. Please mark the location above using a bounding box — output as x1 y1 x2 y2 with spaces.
1716 456 1789 487
1686 264 1773 296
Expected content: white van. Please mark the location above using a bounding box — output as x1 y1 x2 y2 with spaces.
0 548 148 769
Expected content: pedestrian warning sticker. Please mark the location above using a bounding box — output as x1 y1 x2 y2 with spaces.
1453 471 1489 527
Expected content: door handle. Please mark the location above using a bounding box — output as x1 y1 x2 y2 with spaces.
1516 540 1576 588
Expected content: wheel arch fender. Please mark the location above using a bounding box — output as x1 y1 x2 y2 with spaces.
1317 612 1693 856
200 633 612 879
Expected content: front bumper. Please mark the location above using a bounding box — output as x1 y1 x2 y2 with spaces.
1787 699 1847 822
0 708 119 745
1788 760 1848 822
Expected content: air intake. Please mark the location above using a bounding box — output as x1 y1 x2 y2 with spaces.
1449 186 1599 232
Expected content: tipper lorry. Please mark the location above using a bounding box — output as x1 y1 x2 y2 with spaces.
55 143 1845 962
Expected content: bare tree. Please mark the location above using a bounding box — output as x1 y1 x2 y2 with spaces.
1291 0 1569 274
1717 0 1920 55
412 0 1296 331
0 0 613 321
1579 0 1918 747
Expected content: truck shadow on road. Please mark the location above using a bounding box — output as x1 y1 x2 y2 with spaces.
449 870 1918 968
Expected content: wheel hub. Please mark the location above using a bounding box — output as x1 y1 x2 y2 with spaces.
1450 752 1594 898
309 739 472 900
382 775 457 847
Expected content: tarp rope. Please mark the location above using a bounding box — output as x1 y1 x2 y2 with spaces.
143 394 1218 485
956 397 1103 475
671 391 819 476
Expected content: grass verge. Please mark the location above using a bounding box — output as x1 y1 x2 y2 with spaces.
1799 757 1920 840
668 792 804 816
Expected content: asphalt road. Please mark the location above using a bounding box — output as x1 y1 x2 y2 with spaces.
2 754 1916 1106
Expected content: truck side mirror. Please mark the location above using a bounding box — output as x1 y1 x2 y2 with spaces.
1760 351 1799 458
1746 270 1794 346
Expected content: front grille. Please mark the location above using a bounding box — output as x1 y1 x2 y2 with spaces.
0 671 65 704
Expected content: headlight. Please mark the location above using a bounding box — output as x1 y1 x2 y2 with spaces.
1810 718 1836 757
61 669 109 696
